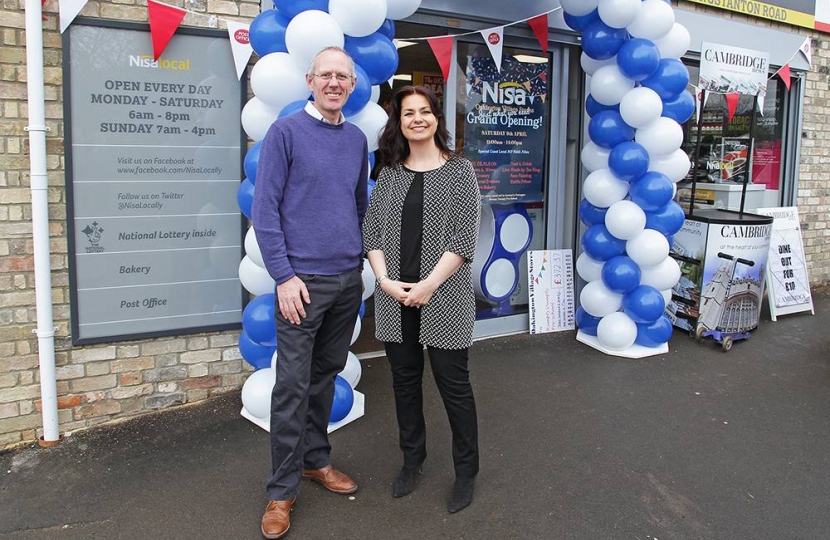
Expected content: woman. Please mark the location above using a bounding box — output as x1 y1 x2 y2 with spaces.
362 86 482 513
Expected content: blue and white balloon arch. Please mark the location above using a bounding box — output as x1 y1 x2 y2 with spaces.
564 0 692 357
236 0 423 430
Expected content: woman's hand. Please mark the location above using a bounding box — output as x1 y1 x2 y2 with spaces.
381 279 415 304
403 280 437 308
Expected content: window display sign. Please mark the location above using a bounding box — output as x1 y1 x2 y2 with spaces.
755 207 815 320
64 20 245 344
699 42 770 96
462 54 548 203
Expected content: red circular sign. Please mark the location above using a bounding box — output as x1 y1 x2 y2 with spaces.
488 32 500 45
235 29 250 45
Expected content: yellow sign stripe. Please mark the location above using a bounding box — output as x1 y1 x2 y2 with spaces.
685 0 815 30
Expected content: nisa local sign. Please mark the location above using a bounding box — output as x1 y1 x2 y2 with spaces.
129 55 191 71
686 0 830 32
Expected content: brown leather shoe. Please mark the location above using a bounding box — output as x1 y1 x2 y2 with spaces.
261 498 295 539
302 465 358 494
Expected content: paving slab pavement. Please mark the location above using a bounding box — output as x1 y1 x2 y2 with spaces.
2 294 829 540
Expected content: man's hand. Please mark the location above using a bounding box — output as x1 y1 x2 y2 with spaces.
277 276 310 325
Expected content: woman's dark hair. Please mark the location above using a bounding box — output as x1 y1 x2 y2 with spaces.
377 85 455 167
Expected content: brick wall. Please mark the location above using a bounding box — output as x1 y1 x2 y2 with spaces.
2 1 829 449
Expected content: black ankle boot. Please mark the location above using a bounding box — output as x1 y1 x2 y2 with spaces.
447 477 475 513
392 466 421 498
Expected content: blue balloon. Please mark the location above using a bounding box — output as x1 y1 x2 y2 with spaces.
330 375 354 423
342 63 372 117
665 234 675 247
585 94 620 118
576 306 601 336
629 171 674 211
579 198 608 227
582 224 626 261
661 90 695 123
645 201 685 236
563 8 599 31
377 18 395 39
622 285 666 324
239 330 276 370
242 293 276 344
641 58 690 101
244 141 262 185
367 178 376 200
616 38 660 81
601 256 642 294
635 316 673 347
589 110 635 149
237 178 255 219
581 19 628 60
273 0 326 19
249 9 290 57
368 151 376 171
278 99 307 119
345 33 399 86
358 301 366 318
608 141 649 182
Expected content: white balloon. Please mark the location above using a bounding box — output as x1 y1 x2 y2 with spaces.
339 351 362 387
590 64 635 106
649 148 691 183
241 368 276 420
245 227 265 268
361 261 375 301
597 0 641 29
640 256 682 291
605 200 646 240
251 52 310 110
619 87 662 129
348 102 388 152
239 256 276 296
241 97 280 142
581 52 616 76
370 85 381 103
386 0 420 19
660 288 673 306
285 10 346 67
561 0 599 17
653 23 691 59
581 141 611 172
635 117 684 157
627 0 675 41
626 229 670 267
580 280 623 317
329 0 387 37
597 311 637 350
270 350 278 371
577 252 605 283
350 315 362 345
583 168 630 208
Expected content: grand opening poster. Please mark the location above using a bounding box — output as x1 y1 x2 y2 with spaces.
462 54 549 204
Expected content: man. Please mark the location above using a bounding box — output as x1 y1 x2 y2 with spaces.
252 46 368 539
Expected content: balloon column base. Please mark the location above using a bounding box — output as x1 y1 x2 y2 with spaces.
576 330 668 358
240 390 365 434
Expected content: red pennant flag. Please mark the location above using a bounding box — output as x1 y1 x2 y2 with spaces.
725 93 740 123
527 13 549 56
427 36 454 81
777 63 792 91
148 0 186 60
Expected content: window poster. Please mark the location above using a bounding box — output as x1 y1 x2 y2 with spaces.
64 20 245 344
462 54 549 204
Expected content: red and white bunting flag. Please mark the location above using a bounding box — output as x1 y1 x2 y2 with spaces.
527 13 549 56
479 26 504 72
427 36 454 81
799 37 812 68
777 63 792 91
725 93 740 123
226 21 253 80
59 0 89 33
148 0 186 60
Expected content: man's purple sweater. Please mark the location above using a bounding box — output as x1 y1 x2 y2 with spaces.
252 110 368 285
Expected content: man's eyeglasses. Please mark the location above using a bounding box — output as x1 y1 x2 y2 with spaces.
313 72 354 82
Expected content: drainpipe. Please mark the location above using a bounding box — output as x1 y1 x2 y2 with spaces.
25 0 60 446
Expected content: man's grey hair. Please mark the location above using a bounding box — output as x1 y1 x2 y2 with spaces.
307 46 356 78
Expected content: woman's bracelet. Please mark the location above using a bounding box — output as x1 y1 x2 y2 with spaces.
376 274 389 286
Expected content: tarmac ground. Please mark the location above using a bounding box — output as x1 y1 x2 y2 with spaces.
1 294 829 540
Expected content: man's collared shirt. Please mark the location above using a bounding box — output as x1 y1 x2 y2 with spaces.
304 101 345 125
